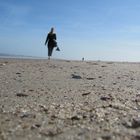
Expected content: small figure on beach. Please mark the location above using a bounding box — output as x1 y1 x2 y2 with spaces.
45 27 57 60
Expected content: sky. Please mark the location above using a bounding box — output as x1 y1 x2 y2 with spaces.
1 0 140 61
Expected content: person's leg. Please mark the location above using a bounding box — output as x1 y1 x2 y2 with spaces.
48 47 54 59
48 47 51 59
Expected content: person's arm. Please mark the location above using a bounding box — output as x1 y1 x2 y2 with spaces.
45 34 49 45
54 33 56 40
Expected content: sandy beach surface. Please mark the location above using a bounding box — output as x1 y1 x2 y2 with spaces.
0 58 140 140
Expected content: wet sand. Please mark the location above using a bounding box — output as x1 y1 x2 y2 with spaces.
0 58 140 140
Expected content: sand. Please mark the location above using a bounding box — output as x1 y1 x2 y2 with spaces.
0 58 140 140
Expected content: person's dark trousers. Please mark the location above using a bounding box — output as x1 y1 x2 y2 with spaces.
48 47 54 56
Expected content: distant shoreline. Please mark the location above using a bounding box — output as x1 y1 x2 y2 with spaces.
0 57 140 64
0 53 140 63
0 55 46 60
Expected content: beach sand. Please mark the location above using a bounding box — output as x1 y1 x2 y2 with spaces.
0 58 140 140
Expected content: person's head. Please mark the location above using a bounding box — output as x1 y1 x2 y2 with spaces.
50 27 54 33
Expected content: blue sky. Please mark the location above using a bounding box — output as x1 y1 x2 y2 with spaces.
1 0 140 61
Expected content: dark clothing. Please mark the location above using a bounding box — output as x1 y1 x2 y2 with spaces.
45 33 56 46
48 46 54 56
45 33 57 56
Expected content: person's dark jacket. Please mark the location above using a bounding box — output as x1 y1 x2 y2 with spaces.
45 33 57 48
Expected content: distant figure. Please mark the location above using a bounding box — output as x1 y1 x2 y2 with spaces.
45 27 57 60
82 57 84 61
